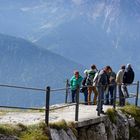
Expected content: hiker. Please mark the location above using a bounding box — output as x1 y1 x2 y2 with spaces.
70 70 83 103
116 65 126 106
80 69 88 105
121 64 135 98
105 66 116 105
96 66 110 114
86 64 98 105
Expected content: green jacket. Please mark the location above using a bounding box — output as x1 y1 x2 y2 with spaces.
70 75 83 90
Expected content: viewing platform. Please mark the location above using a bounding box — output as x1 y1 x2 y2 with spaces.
0 104 111 127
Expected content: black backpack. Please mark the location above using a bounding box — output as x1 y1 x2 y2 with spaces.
123 68 134 84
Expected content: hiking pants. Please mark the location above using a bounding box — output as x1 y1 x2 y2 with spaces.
71 89 77 103
118 85 125 106
97 86 105 111
105 86 115 105
87 86 98 105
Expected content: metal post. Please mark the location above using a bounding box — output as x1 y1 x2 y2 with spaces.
135 81 139 107
65 79 69 103
75 85 80 121
45 86 50 126
97 85 101 116
113 84 117 109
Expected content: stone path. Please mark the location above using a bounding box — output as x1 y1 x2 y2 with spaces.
0 104 113 125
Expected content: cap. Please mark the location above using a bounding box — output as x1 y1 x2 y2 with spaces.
127 63 131 68
84 69 88 74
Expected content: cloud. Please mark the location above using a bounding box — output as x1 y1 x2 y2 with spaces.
72 0 83 5
92 2 105 20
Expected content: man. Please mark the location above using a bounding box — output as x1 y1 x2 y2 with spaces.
105 67 116 105
70 71 83 103
116 65 125 106
86 64 99 105
96 66 110 114
122 64 135 98
81 69 88 105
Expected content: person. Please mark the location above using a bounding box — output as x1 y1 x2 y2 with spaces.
80 69 88 105
105 67 116 105
116 65 126 106
96 66 110 114
86 64 99 105
121 64 135 98
70 70 83 103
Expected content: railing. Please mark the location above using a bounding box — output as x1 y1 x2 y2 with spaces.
0 81 139 126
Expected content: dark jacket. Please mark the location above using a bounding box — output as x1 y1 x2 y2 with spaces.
97 70 109 86
123 67 134 84
81 77 88 93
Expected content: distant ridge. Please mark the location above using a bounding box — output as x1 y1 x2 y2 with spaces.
0 33 85 107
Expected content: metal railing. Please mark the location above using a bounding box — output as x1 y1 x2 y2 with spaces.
0 81 139 126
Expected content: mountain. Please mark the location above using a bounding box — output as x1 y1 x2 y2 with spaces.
0 33 84 107
0 0 139 73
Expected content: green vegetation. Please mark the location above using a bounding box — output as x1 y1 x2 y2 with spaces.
49 119 68 130
0 120 77 140
106 108 117 124
120 105 140 126
0 123 49 140
130 127 140 139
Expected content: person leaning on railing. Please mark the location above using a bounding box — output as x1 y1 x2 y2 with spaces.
105 66 116 105
116 65 126 106
96 66 110 114
121 64 135 99
70 70 83 103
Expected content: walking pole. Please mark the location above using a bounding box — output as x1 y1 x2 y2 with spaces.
135 81 139 107
97 85 101 116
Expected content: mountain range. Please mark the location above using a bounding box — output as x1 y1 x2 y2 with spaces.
0 0 139 71
0 33 84 107
0 0 139 106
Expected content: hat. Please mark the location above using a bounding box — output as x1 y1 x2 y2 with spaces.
126 63 131 68
84 69 88 74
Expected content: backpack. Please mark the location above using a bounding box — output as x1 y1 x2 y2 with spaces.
86 70 96 85
123 67 134 84
93 71 100 86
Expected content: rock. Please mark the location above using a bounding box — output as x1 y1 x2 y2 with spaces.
0 134 19 140
116 110 129 140
50 128 77 140
67 128 77 140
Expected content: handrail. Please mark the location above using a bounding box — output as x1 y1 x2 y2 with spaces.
0 81 138 125
0 84 45 92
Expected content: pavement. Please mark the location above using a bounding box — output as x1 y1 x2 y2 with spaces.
0 104 113 125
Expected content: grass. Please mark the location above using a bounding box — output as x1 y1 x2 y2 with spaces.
0 120 77 140
129 127 140 139
49 119 69 130
0 123 49 140
120 105 140 126
49 120 78 138
106 108 117 124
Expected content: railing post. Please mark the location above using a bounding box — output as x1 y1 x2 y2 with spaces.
135 81 139 107
45 86 50 126
113 84 117 109
65 79 69 103
97 85 101 116
75 85 80 121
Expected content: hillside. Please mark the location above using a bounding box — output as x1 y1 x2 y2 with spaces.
0 33 84 107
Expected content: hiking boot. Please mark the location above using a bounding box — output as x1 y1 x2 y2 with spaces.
100 110 106 114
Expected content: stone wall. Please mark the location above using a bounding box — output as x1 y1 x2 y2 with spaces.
50 110 140 140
